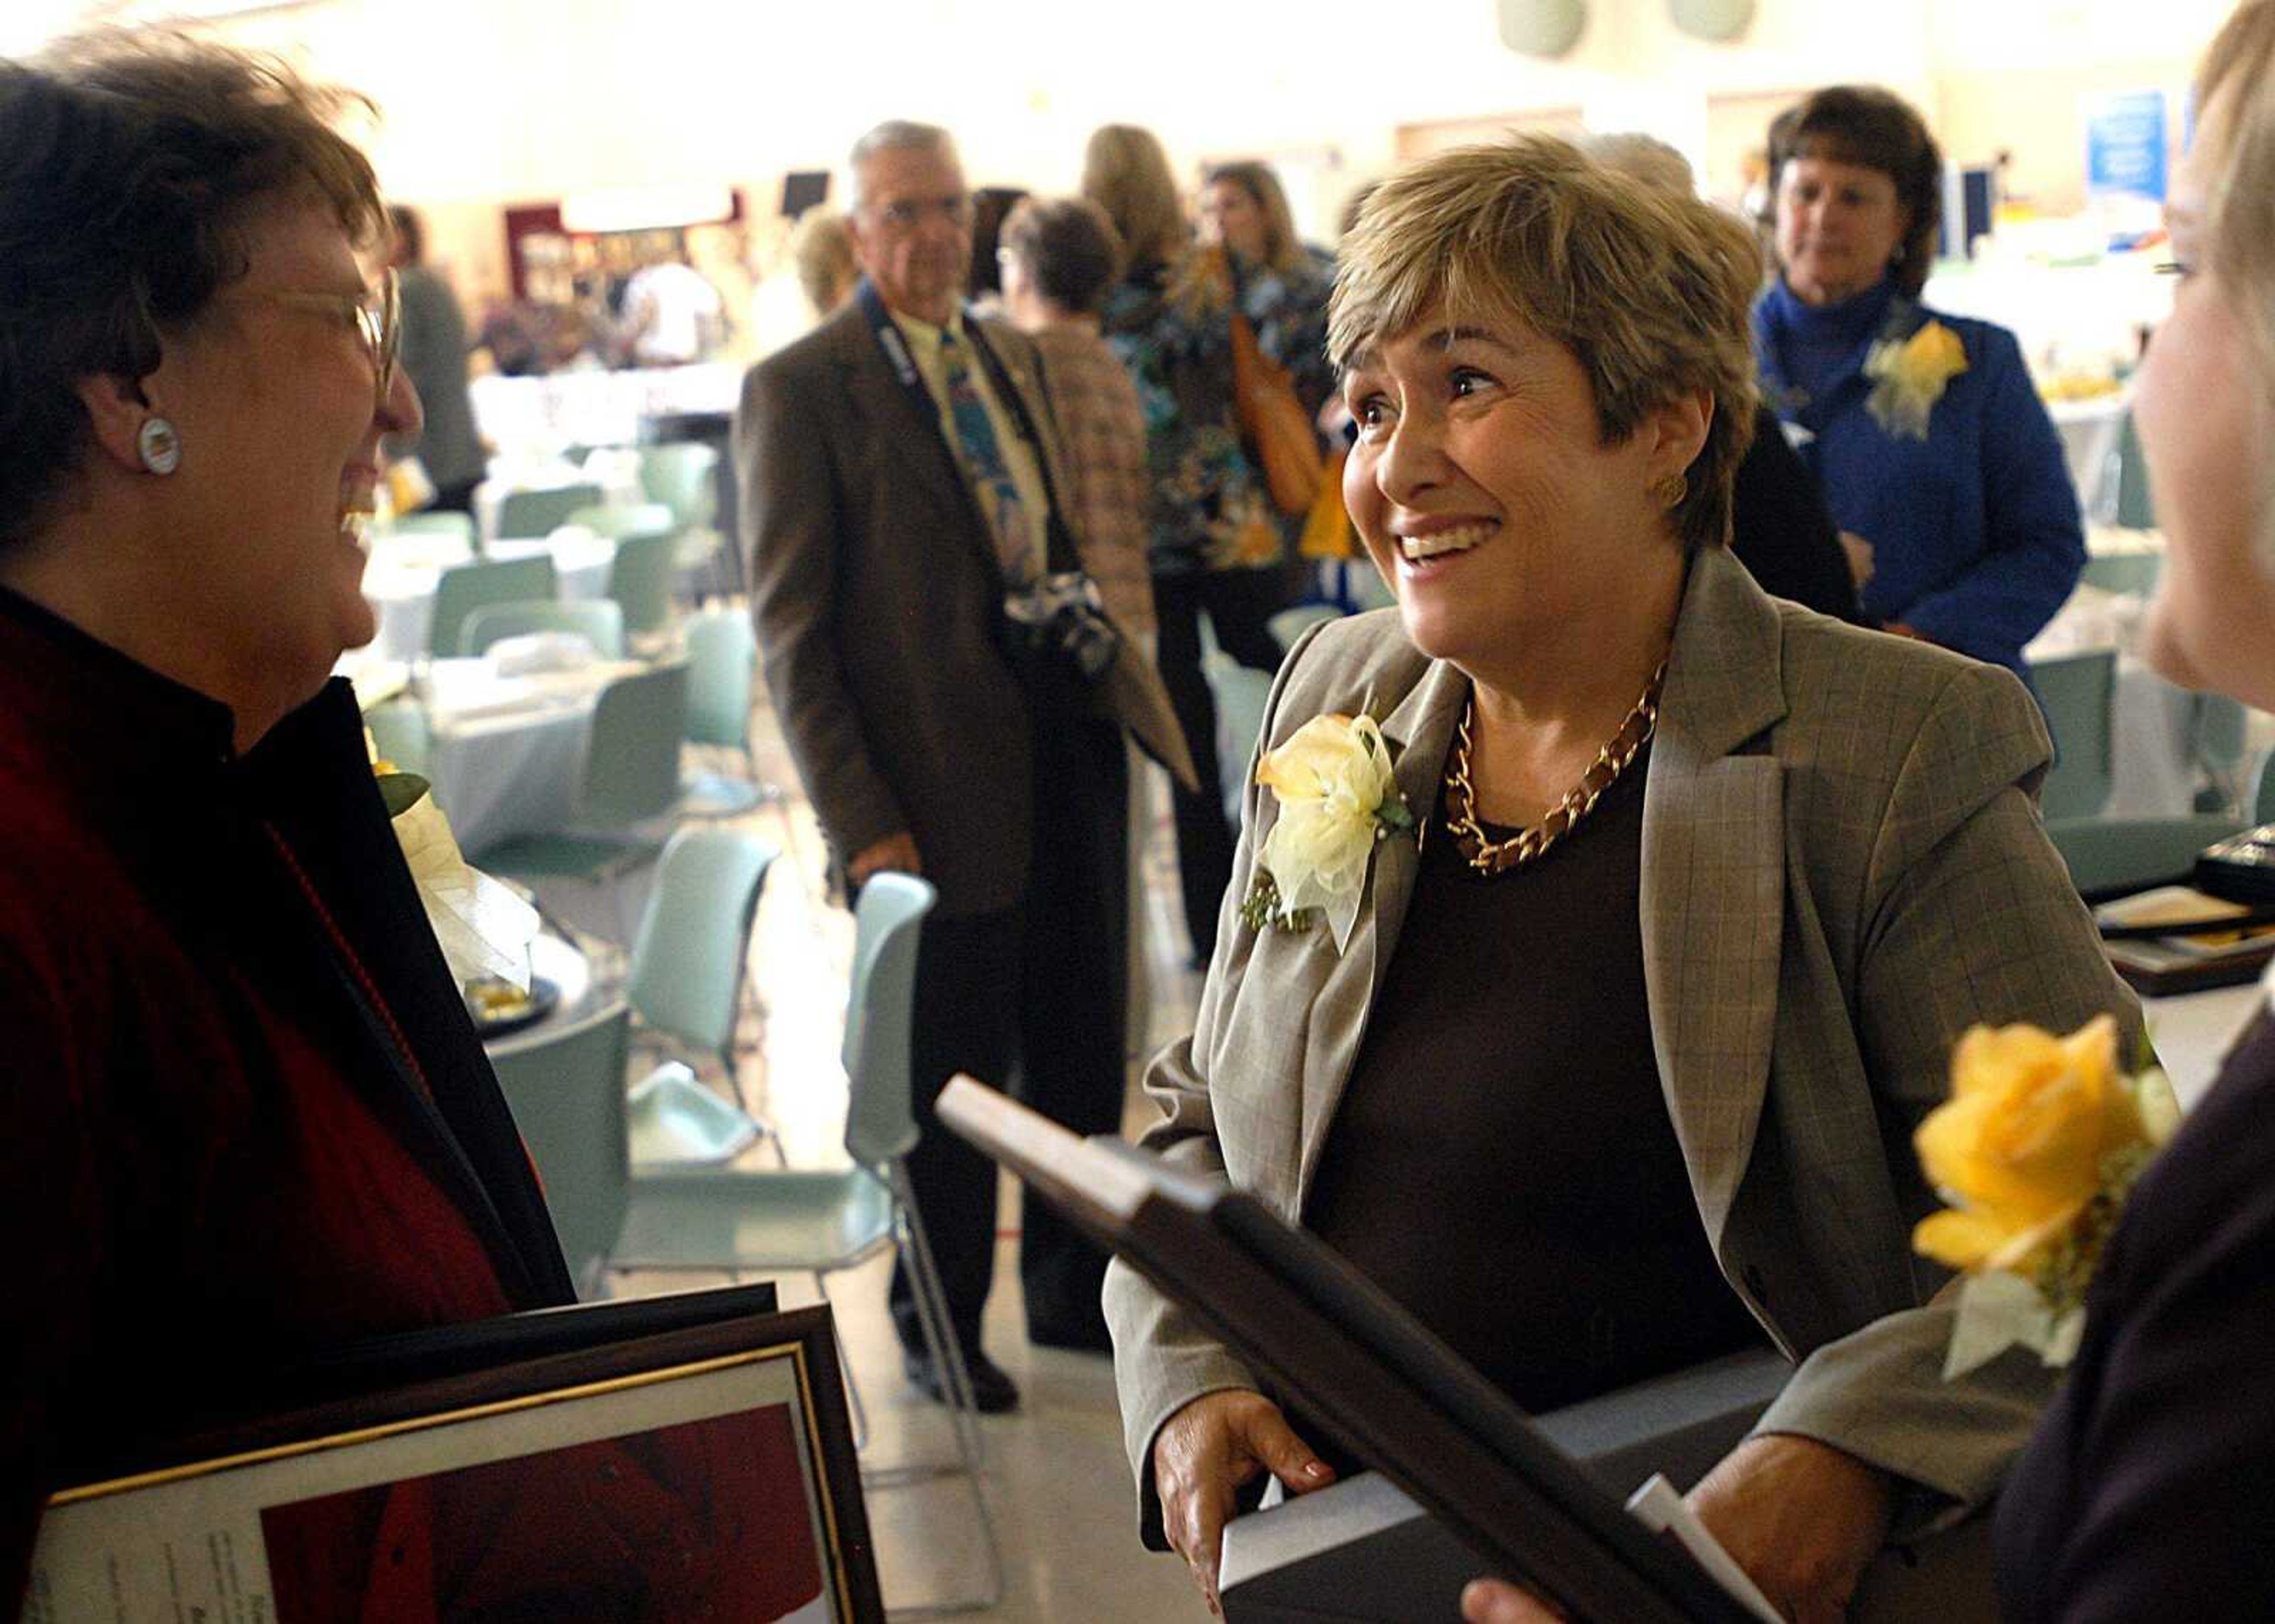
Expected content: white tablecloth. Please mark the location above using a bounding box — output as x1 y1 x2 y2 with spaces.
361 530 617 664
420 656 646 855
2142 978 2260 1111
2048 394 2130 523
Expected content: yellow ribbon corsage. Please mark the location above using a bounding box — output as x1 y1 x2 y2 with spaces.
1863 319 1969 441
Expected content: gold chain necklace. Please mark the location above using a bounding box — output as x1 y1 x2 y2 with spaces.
1442 660 1667 876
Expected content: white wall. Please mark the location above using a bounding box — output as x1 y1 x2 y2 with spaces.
21 0 2236 295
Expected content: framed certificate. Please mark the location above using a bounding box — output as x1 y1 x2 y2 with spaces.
937 1077 1762 1624
23 1295 880 1624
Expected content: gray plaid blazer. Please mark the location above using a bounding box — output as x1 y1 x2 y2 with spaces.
1104 544 2140 1545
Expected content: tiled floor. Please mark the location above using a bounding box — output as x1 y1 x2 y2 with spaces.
610 649 1218 1622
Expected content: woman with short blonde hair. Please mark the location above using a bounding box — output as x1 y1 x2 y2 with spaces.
1107 133 2133 1619
1332 137 1761 555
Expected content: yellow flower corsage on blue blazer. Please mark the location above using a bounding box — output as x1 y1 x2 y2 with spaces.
1862 319 1969 441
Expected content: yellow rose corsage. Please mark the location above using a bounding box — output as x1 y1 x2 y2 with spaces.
1863 319 1969 441
1912 1014 2177 1375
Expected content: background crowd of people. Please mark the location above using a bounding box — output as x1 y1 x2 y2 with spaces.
9 4 2275 1618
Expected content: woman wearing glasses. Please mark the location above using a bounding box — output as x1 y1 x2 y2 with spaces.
0 34 574 1606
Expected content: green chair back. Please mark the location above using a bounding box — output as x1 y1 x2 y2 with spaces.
607 530 678 638
459 598 625 659
2113 412 2156 530
1268 603 1341 658
489 1002 632 1294
2047 815 2248 902
389 510 478 546
685 609 757 749
2030 649 2117 821
429 555 557 658
840 873 937 1169
628 828 777 1059
565 501 677 543
582 662 690 826
364 697 430 776
2191 693 2250 811
2078 552 2161 597
494 483 603 542
637 442 719 532
1204 655 1274 828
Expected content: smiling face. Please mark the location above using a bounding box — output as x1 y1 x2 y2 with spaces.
2137 89 2275 710
1774 153 1909 306
144 191 419 734
847 142 972 326
1339 309 1693 680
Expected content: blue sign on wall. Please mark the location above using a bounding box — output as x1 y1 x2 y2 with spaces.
2083 88 2168 203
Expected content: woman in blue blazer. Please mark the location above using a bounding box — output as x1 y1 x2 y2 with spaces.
1752 87 2084 681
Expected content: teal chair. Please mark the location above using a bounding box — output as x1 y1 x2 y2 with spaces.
493 876 1002 1612
680 608 776 818
493 482 603 542
623 827 778 1166
565 501 677 543
363 697 430 776
2190 693 2251 815
458 598 626 659
2113 411 2157 530
470 662 690 940
488 1001 635 1292
388 510 478 546
2079 552 2161 597
1268 602 1341 657
1201 632 1274 829
2029 649 2118 822
2047 815 2247 903
637 442 719 531
607 529 680 642
428 555 557 659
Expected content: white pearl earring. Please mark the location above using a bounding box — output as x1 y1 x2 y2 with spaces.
137 417 181 476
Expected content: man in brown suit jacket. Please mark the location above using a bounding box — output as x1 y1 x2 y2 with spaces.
738 121 1190 1413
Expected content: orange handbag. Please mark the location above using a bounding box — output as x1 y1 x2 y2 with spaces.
1229 306 1324 518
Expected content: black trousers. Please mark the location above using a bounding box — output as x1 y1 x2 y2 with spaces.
1151 566 1292 964
887 703 1130 1356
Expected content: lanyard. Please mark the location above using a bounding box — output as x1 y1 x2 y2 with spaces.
855 278 1080 575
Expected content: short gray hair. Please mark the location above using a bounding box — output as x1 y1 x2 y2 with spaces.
847 120 956 208
1579 132 1697 196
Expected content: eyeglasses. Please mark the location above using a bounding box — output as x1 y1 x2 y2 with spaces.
222 267 400 408
869 194 973 231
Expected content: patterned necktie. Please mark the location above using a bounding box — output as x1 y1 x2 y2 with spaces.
937 326 1034 582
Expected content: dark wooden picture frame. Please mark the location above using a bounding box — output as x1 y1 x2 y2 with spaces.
28 1296 882 1623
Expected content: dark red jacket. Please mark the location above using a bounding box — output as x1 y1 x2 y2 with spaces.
0 589 575 1608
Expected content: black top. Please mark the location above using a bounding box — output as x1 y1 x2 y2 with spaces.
1994 1004 2275 1620
1303 747 1763 1446
1730 402 1863 623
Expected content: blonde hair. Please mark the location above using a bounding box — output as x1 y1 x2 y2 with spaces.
1203 160 1305 277
789 209 855 318
1082 124 1188 272
2199 0 2275 384
1331 135 1761 553
2194 0 2275 567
